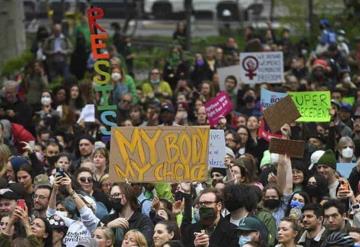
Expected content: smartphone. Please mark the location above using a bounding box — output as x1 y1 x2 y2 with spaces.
56 167 65 178
174 191 184 202
17 199 26 210
340 180 350 192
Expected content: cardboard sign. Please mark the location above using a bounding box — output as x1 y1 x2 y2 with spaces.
337 163 356 179
205 92 233 127
263 96 300 133
260 88 287 110
240 52 284 84
288 91 331 122
109 126 210 182
208 130 226 168
269 138 305 158
218 65 242 91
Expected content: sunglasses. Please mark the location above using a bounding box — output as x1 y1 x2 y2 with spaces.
79 177 93 183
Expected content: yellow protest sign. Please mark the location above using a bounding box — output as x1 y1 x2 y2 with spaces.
109 126 210 183
288 91 331 122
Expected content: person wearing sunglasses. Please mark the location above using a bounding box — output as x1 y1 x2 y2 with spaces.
72 167 110 219
47 173 100 247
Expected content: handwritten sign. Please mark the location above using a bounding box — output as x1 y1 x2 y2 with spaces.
87 7 117 136
263 96 300 133
208 130 226 168
205 92 233 127
240 52 284 84
269 138 305 158
109 126 210 182
288 91 331 122
260 88 287 110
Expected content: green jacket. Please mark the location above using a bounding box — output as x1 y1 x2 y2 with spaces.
256 207 277 247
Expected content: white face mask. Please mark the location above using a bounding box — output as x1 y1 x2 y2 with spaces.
111 72 122 81
41 96 51 106
57 211 68 218
342 147 354 158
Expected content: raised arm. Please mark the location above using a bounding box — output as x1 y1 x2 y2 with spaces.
277 154 293 195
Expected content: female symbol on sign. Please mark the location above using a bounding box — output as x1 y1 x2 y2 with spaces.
242 56 259 80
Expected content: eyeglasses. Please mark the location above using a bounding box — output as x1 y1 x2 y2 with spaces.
102 182 112 188
33 194 48 200
198 201 217 207
110 192 124 199
79 177 93 183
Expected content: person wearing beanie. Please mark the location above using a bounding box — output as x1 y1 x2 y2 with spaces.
210 168 226 183
316 149 339 198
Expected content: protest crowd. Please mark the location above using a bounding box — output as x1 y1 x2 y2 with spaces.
3 5 360 247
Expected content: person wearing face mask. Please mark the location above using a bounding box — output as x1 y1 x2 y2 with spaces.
190 53 213 89
142 68 173 101
101 183 154 246
181 188 238 247
111 66 138 105
237 216 268 247
337 136 355 163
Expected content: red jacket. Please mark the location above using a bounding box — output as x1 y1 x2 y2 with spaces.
11 123 35 154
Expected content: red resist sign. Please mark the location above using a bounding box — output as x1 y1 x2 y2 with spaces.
205 92 233 127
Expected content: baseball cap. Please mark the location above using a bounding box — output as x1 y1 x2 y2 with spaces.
309 150 325 170
237 216 264 232
0 188 20 200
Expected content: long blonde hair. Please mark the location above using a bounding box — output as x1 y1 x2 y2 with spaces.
0 144 11 176
122 230 148 247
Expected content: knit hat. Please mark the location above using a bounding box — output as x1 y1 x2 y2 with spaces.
9 156 29 173
316 149 336 170
210 168 227 177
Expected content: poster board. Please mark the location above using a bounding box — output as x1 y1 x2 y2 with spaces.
109 126 210 182
269 138 305 158
208 130 226 168
239 52 284 84
263 95 300 133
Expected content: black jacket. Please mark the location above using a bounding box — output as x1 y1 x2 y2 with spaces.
181 216 239 247
101 211 154 246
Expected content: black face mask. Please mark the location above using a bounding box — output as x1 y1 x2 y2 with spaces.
305 185 321 197
199 207 217 226
110 198 123 213
263 199 281 210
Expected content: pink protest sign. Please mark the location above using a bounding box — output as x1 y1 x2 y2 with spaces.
205 92 233 127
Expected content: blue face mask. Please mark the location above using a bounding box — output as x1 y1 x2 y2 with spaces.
238 235 252 246
290 200 305 209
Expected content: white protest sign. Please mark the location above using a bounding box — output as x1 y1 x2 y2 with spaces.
77 104 95 123
208 129 226 168
218 64 242 91
240 52 284 84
